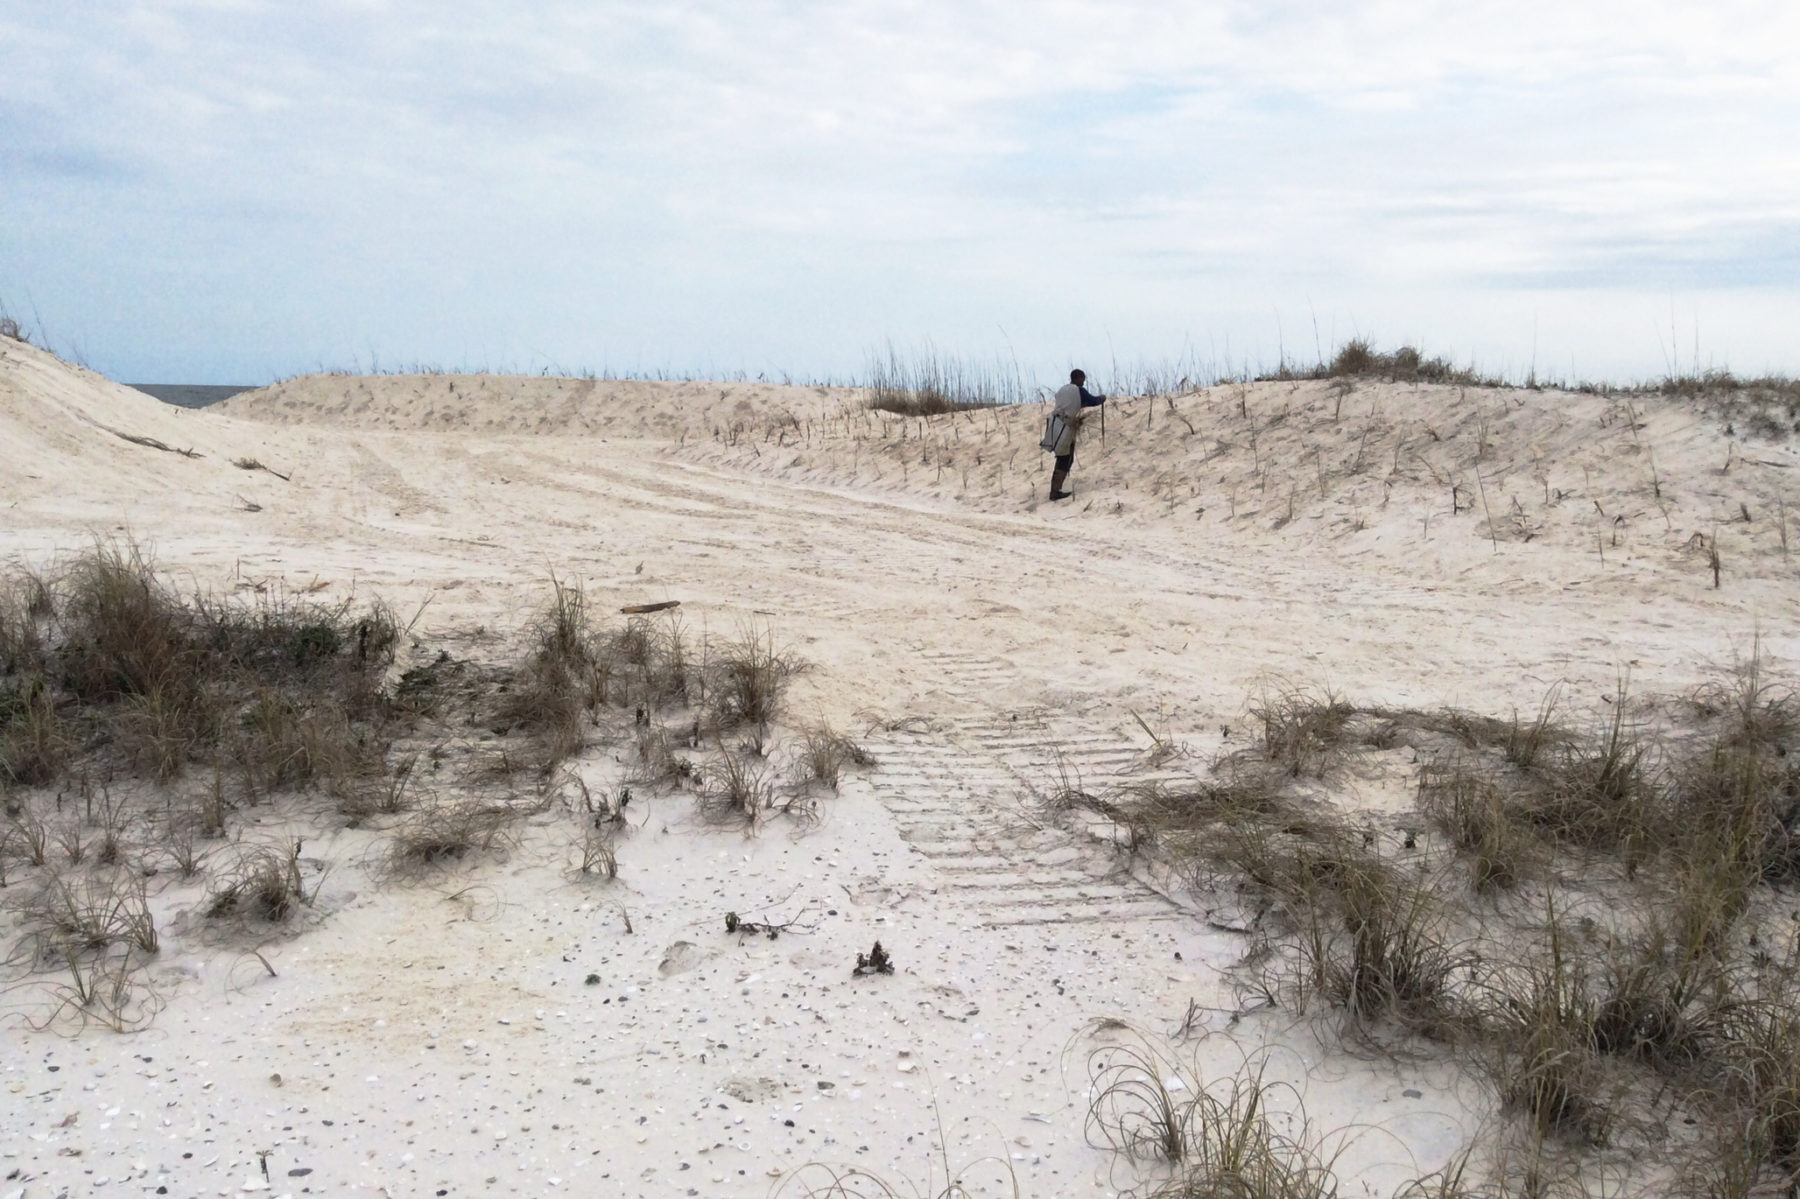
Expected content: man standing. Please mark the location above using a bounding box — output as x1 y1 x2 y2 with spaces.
1048 369 1106 501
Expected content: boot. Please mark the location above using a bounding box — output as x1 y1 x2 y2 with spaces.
1049 468 1070 500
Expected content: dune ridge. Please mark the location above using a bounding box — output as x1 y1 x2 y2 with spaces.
221 371 861 442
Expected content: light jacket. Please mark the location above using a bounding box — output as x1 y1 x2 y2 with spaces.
1052 383 1106 420
1050 384 1105 454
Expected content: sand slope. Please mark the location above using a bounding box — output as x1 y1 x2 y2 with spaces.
221 373 860 443
0 339 306 529
676 377 1800 581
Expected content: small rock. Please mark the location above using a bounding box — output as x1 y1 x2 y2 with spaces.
1403 1088 1423 1099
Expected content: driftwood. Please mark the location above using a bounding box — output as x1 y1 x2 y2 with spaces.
111 429 202 458
620 600 681 615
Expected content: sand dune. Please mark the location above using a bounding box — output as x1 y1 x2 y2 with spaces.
5 340 1800 1196
222 372 861 443
678 375 1800 575
0 339 290 512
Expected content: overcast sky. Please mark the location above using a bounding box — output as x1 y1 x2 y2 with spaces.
3 1 1797 387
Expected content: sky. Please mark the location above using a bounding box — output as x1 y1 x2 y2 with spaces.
2 1 1798 388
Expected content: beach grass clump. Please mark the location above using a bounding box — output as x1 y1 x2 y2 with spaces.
862 341 1020 415
0 567 53 672
1083 1034 1196 1164
1504 690 1568 772
1419 756 1533 891
1275 834 1468 1032
1255 338 1502 387
1325 340 1477 384
387 798 528 874
603 612 703 711
1050 662 1800 1190
1511 688 1658 864
0 539 400 796
6 868 163 1032
1050 771 1289 864
706 623 793 732
495 580 723 771
205 841 311 922
495 576 602 769
573 824 618 880
625 723 696 791
1482 903 1610 1143
1712 962 1800 1185
1249 686 1357 778
1081 1031 1338 1198
0 673 68 787
795 722 872 790
1659 370 1800 439
20 872 159 964
1588 924 1721 1070
698 742 778 828
1673 651 1800 886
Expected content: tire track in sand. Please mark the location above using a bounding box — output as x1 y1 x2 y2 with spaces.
864 650 1186 929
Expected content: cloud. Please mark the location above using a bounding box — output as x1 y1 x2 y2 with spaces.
3 0 1799 381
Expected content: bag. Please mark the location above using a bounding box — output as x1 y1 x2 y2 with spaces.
1040 413 1069 452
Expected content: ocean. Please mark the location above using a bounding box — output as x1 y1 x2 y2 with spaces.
127 383 253 409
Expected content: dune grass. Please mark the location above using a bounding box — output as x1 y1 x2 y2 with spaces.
863 341 1024 415
0 551 854 1042
0 539 399 793
1042 650 1800 1192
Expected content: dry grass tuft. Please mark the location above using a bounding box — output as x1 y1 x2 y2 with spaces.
1272 836 1470 1033
698 742 779 828
707 623 793 732
1267 338 1502 387
573 824 619 880
206 841 312 921
1249 685 1357 778
1480 901 1610 1144
0 539 401 802
496 576 601 769
1080 1029 1338 1198
795 722 872 790
1419 757 1534 891
387 798 528 873
1 674 68 786
863 341 1020 415
626 723 696 790
19 872 159 963
1518 687 1657 860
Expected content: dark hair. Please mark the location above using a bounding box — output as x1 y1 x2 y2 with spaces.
1070 369 1086 384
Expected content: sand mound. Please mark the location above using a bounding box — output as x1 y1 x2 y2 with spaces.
220 372 862 441
0 337 290 515
678 376 1800 581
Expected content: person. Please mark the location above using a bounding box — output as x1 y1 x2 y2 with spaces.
1048 369 1105 500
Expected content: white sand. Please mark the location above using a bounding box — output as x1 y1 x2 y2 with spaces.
3 339 1795 1196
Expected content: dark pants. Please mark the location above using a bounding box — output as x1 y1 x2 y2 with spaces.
1054 451 1074 472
